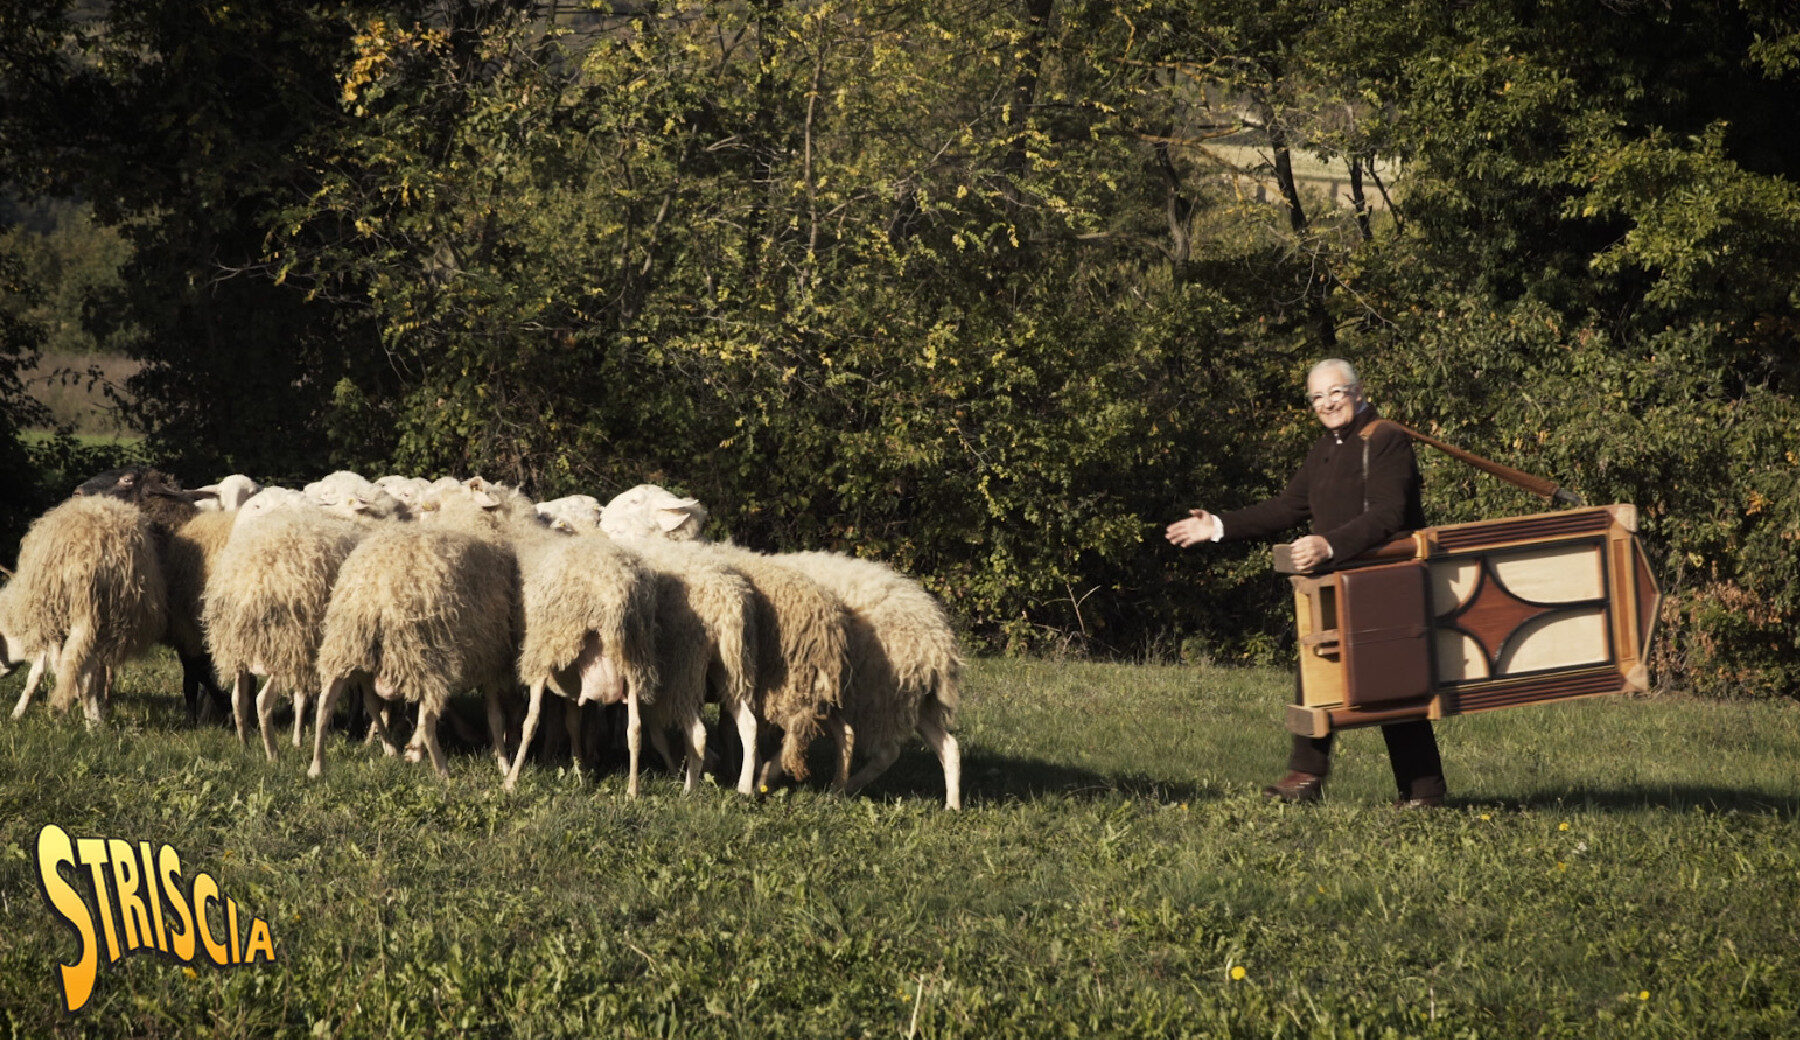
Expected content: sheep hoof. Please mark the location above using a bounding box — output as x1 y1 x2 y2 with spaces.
306 763 323 780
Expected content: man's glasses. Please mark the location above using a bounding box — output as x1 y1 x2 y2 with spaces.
1306 385 1356 406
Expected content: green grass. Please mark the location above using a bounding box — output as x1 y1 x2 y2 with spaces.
2 654 1796 1038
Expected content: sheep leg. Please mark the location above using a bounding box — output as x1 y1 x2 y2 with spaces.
417 705 450 780
504 682 550 793
309 677 353 779
9 651 49 719
729 700 760 795
231 670 255 746
486 687 511 776
682 711 707 794
363 688 400 757
79 664 105 729
649 726 681 774
825 711 855 793
290 686 310 749
919 704 962 810
51 620 97 715
625 689 642 799
564 702 585 781
256 676 282 763
842 742 901 796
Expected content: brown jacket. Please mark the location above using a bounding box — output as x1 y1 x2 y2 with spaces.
1216 405 1425 562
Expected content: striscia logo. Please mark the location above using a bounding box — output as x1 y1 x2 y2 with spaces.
34 824 277 1013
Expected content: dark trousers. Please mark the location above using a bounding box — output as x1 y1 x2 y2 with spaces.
1287 721 1446 799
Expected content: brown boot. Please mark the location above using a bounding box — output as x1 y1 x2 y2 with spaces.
1261 771 1324 804
1394 776 1447 808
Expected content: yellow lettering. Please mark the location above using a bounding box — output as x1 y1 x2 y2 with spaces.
107 838 153 954
73 837 122 963
192 873 231 967
227 898 241 965
243 917 276 964
158 845 196 962
35 826 101 1013
138 842 169 954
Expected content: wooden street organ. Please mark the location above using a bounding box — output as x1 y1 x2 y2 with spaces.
1274 504 1661 738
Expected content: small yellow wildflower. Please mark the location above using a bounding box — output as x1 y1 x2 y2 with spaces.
1479 812 1491 820
1559 822 1571 831
1230 966 1246 981
1639 991 1650 1001
183 967 199 980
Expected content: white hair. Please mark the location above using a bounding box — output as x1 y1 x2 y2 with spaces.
1308 358 1359 387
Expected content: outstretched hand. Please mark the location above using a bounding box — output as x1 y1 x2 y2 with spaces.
1165 509 1220 548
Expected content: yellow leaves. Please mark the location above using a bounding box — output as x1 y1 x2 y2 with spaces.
1745 490 1767 516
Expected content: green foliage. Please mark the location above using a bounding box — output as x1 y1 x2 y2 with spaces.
3 1 1798 686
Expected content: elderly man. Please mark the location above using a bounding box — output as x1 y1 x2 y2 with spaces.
1166 358 1447 807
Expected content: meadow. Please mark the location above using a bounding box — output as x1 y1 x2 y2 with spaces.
1 654 1795 1038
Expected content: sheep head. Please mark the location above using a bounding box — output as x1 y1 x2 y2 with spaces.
599 484 708 542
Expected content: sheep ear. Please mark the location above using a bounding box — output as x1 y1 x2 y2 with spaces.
656 508 694 533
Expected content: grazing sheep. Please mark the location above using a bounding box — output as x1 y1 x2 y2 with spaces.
781 551 963 809
601 484 709 541
425 479 675 796
303 470 409 522
8 497 166 725
76 467 234 722
599 489 849 791
509 526 662 794
535 495 602 532
233 487 318 526
203 509 365 761
310 524 520 780
621 538 758 793
195 474 262 512
1 575 55 719
554 508 760 792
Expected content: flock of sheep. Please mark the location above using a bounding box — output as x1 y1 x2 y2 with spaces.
0 469 963 809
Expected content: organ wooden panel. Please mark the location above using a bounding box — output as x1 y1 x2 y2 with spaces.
1276 505 1660 737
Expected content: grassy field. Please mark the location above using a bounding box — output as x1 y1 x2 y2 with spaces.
1 654 1796 1038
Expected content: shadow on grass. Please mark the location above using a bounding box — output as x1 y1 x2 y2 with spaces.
1459 785 1800 816
853 745 1220 807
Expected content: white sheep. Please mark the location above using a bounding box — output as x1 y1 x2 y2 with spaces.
6 497 166 725
303 470 409 522
535 494 602 532
510 526 663 794
75 467 234 722
600 487 849 793
780 551 963 809
375 475 435 512
232 487 317 527
616 537 758 794
203 508 366 761
424 479 677 797
309 524 520 780
195 474 263 512
1 573 55 718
